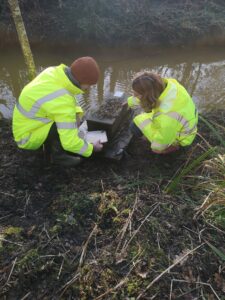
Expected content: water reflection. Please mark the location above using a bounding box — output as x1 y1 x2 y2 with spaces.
0 45 225 119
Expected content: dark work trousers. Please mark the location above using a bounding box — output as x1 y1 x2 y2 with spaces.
130 121 143 138
44 123 62 152
130 121 181 154
43 123 81 160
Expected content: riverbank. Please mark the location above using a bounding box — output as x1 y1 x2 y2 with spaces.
1 0 225 48
0 112 224 299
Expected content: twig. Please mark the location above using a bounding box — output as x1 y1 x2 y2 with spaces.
94 278 128 300
57 258 64 280
122 203 160 252
209 119 225 131
100 179 104 192
157 233 161 250
137 243 205 299
39 254 63 258
22 193 30 218
0 237 23 246
196 132 212 149
43 223 51 240
94 259 137 300
169 279 220 300
204 219 225 235
197 142 209 152
79 223 98 267
4 257 17 286
0 214 12 221
200 286 208 300
183 225 198 236
183 143 197 169
20 292 31 300
180 287 200 299
193 190 214 219
170 278 201 300
0 191 15 198
58 272 80 298
116 193 139 253
169 278 173 300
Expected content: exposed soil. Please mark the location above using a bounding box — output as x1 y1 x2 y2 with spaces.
0 112 225 300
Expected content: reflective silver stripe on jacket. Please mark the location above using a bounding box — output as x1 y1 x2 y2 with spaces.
151 141 169 150
162 82 177 102
16 103 51 123
179 124 197 136
17 134 31 146
16 88 71 123
78 141 89 155
138 119 152 130
167 112 189 128
29 89 70 115
153 111 197 135
56 122 78 129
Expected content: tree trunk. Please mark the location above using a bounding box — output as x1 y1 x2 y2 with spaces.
8 0 36 80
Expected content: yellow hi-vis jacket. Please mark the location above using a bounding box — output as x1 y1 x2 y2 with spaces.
127 78 198 152
12 64 93 157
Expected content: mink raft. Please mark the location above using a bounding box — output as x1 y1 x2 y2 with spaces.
86 92 134 160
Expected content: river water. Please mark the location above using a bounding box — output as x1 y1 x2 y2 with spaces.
0 45 225 119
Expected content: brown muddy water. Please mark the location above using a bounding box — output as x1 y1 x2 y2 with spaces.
0 45 225 119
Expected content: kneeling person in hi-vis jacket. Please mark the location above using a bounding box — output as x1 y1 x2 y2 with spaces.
127 72 198 154
12 57 103 166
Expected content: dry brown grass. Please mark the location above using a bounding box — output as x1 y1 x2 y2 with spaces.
194 154 225 218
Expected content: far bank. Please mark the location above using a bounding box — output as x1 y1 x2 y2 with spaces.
1 0 225 48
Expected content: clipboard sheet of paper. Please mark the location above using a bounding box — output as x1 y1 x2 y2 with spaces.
85 130 108 144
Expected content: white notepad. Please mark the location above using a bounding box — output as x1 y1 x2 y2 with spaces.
113 91 124 97
85 130 108 144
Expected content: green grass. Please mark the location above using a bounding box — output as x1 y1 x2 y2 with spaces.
165 147 216 193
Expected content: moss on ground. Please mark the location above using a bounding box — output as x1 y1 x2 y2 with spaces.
0 111 224 299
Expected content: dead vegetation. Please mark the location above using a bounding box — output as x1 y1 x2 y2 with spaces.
0 111 225 299
89 98 124 120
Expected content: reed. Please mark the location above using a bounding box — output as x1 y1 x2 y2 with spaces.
199 115 225 147
194 154 225 219
165 147 216 193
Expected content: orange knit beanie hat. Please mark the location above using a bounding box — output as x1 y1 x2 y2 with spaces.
70 57 100 85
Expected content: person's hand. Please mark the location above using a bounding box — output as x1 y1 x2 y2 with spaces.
93 140 103 152
76 115 83 127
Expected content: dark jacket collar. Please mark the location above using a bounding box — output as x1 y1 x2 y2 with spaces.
65 67 81 89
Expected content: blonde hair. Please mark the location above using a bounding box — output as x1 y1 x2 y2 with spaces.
132 72 165 112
